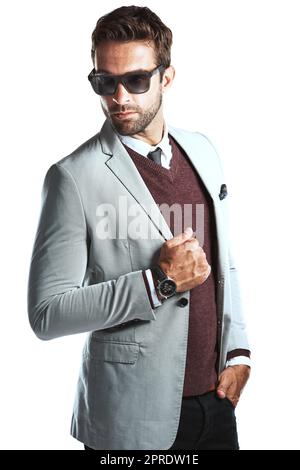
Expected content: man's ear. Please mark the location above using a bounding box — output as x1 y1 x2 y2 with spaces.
162 65 175 93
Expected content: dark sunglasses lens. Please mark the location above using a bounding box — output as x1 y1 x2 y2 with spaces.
90 76 117 95
100 76 117 95
124 74 150 93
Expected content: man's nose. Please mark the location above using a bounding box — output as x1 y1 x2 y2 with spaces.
112 82 131 105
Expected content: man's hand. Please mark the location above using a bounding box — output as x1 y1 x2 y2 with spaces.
216 365 250 408
158 226 211 292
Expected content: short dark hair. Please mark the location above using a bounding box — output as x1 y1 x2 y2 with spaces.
91 5 173 75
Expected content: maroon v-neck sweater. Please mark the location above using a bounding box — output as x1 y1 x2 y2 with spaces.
123 135 219 396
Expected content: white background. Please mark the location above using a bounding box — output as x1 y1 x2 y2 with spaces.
0 0 299 450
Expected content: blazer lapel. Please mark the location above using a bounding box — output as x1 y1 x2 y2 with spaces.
168 126 220 204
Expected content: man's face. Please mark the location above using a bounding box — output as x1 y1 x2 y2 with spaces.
94 40 164 136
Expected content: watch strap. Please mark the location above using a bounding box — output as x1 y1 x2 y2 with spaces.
152 265 167 283
150 267 167 302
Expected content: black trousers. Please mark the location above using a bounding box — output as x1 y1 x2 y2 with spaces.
84 391 239 450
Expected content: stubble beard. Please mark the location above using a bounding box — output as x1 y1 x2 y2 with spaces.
102 91 163 136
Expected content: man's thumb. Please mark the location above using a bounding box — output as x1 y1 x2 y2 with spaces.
217 373 231 399
184 227 193 237
216 388 226 399
169 227 194 247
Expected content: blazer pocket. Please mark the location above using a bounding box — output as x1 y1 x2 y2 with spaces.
89 339 140 364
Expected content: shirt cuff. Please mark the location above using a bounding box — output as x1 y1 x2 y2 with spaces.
226 356 251 367
142 269 162 308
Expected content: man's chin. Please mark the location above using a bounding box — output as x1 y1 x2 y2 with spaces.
110 119 141 136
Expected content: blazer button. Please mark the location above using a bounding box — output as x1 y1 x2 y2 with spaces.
177 297 189 307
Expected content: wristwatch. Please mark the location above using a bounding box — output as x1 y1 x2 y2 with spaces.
151 265 177 301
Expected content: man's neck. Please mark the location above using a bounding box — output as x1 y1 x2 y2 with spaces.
129 114 165 146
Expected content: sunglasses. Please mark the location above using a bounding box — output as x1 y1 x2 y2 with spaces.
88 64 165 96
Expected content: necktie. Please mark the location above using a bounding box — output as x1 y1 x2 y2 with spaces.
147 147 162 165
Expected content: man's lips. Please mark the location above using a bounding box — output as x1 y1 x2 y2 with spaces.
112 111 137 119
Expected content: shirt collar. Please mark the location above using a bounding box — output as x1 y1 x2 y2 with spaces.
116 121 170 158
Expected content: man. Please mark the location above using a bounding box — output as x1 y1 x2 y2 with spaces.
27 6 250 450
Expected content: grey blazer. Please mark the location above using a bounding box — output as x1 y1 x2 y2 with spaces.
27 119 250 450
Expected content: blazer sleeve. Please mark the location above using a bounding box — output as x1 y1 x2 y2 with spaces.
27 163 156 341
226 240 251 354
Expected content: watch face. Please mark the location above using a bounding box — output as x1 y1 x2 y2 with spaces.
159 279 177 297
